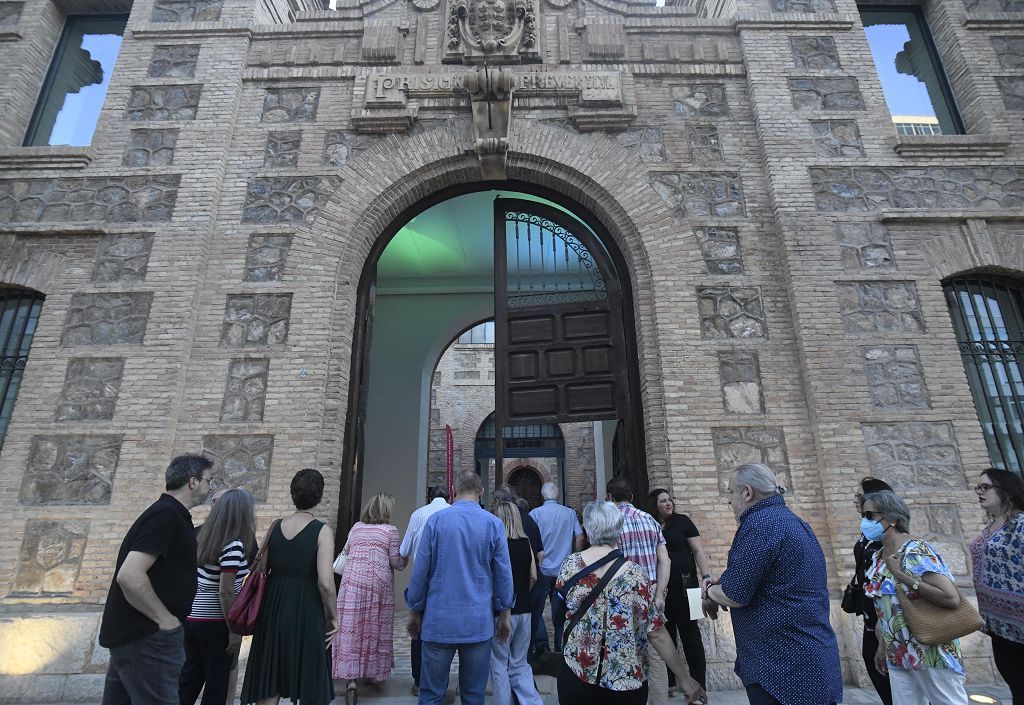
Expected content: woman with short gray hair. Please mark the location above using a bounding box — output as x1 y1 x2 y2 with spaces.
861 490 967 705
555 501 707 705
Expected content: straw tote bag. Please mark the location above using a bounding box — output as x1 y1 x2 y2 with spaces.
226 519 280 636
897 540 983 646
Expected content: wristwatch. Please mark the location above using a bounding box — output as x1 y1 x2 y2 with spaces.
702 574 712 581
910 578 920 592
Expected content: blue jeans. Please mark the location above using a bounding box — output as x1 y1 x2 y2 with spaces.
490 613 543 705
102 626 186 705
419 639 491 705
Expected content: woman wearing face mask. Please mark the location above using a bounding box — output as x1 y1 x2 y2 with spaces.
862 490 966 705
841 477 892 705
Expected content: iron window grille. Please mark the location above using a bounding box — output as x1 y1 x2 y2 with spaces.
0 289 45 451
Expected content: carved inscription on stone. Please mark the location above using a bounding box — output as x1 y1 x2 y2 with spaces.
0 176 180 223
861 421 963 489
19 434 121 505
221 294 292 347
651 172 745 219
221 359 269 422
127 85 202 121
809 120 864 158
834 222 893 270
992 37 1024 69
809 167 1024 212
12 520 88 595
789 78 865 110
672 84 728 117
688 124 724 163
0 2 23 26
791 37 841 69
240 177 339 224
861 345 928 409
123 128 179 167
150 0 222 22
148 45 200 78
836 281 924 335
696 226 743 274
363 72 623 104
713 428 791 494
244 235 292 282
55 358 126 422
719 351 764 414
771 0 836 11
201 435 274 500
263 131 302 168
60 293 154 346
698 287 766 338
996 77 1024 110
261 88 320 123
93 234 155 283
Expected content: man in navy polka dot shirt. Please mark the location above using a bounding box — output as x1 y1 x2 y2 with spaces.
703 463 843 705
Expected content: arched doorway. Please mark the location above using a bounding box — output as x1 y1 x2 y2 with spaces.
338 185 646 544
473 413 565 507
507 467 543 509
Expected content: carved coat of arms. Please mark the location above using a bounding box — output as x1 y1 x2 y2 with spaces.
445 0 539 63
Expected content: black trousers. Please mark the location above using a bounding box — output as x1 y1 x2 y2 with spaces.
992 633 1024 704
411 637 422 686
861 625 892 705
557 663 648 705
664 582 707 688
179 620 233 705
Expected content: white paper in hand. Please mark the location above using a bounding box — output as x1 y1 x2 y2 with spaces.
687 587 703 619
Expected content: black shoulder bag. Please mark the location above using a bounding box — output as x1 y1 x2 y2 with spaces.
558 550 628 678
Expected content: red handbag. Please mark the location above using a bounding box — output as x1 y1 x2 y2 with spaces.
226 520 279 636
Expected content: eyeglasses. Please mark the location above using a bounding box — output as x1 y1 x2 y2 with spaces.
974 483 994 494
861 510 882 521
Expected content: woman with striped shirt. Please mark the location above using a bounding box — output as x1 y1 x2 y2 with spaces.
179 488 257 705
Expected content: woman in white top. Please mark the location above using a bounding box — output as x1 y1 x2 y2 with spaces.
179 488 256 705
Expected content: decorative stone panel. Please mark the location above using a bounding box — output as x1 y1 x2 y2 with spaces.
0 176 180 223
55 358 126 421
772 0 836 10
200 435 274 501
695 227 743 274
220 294 292 347
861 422 964 489
19 435 121 505
361 21 403 63
244 234 292 282
650 172 745 219
611 128 666 162
919 504 968 575
712 428 791 493
810 120 864 158
263 131 302 168
672 84 728 118
123 128 179 167
809 166 1024 212
150 0 222 22
240 177 339 224
260 88 320 123
861 345 929 409
583 21 627 60
996 77 1024 110
688 125 724 163
127 85 202 121
992 37 1024 69
11 520 88 595
834 222 893 270
0 2 23 26
835 281 924 335
323 130 370 166
719 351 764 414
789 78 865 111
60 293 154 346
147 45 200 78
92 234 154 283
220 359 269 422
698 287 766 338
791 37 841 69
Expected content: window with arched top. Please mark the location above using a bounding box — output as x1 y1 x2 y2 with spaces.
0 288 45 450
943 277 1024 472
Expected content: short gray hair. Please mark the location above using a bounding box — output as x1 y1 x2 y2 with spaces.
863 489 911 533
541 482 558 501
583 501 623 547
733 463 784 496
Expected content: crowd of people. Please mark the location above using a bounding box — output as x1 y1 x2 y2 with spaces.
97 454 1023 705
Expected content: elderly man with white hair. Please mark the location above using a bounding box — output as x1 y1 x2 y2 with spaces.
702 463 843 705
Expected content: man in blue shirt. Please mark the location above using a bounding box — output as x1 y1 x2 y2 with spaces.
406 472 514 705
528 481 583 655
703 463 843 705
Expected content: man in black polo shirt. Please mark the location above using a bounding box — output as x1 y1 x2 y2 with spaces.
99 454 214 705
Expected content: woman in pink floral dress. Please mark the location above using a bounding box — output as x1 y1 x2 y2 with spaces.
332 492 407 704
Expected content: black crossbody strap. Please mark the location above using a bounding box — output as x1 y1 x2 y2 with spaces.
562 556 628 646
558 549 623 602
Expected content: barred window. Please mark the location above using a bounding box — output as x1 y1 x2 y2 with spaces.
944 277 1024 472
0 289 45 450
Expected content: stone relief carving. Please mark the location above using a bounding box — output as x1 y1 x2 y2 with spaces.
221 294 292 347
861 421 963 489
835 281 924 335
695 226 743 274
55 358 126 422
790 37 841 70
150 0 222 22
240 176 340 224
861 345 929 409
221 359 270 422
244 235 292 282
20 435 121 505
992 37 1024 69
672 84 728 118
651 172 745 220
127 85 203 121
719 351 764 414
0 176 180 223
201 435 274 500
444 0 540 63
771 0 836 11
12 520 88 595
789 78 864 111
713 428 791 493
263 131 302 168
809 120 863 158
93 234 155 283
698 287 766 338
60 293 154 346
996 77 1024 111
123 128 179 167
688 124 724 163
0 2 23 27
261 88 320 123
611 127 666 163
834 222 893 270
148 45 200 78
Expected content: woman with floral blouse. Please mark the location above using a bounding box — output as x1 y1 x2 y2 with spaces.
555 501 706 705
862 490 967 705
970 467 1024 704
